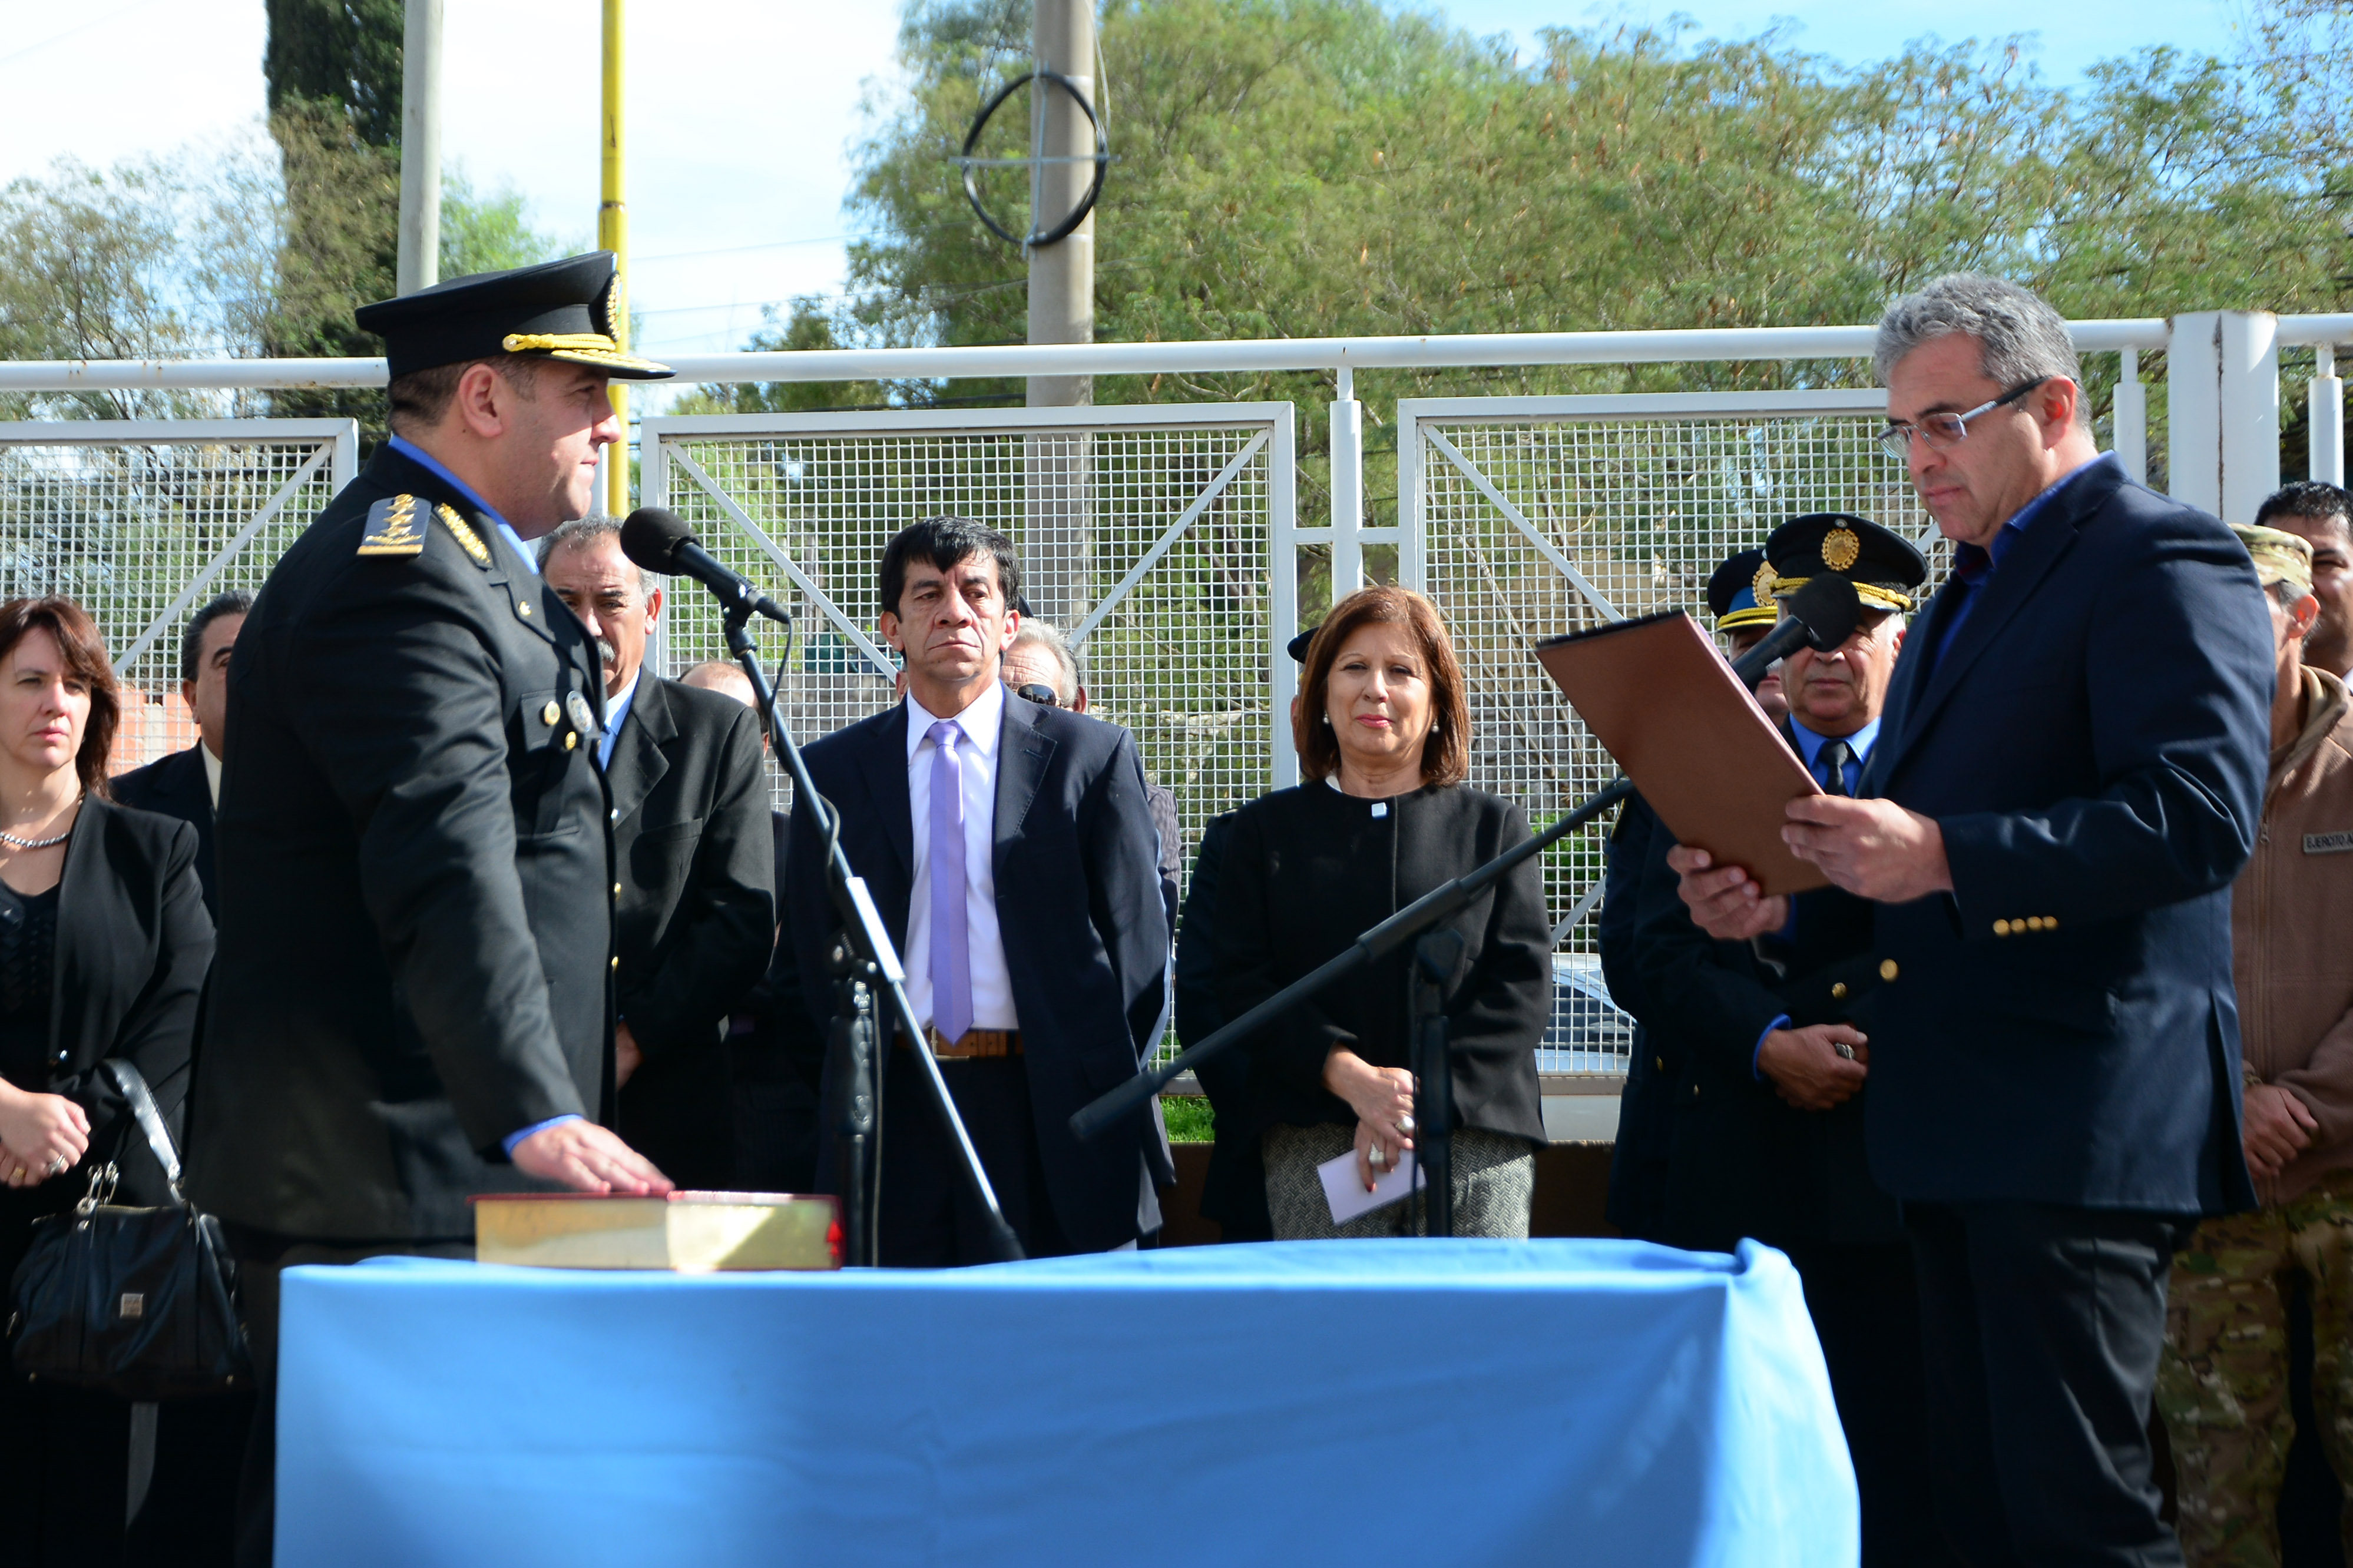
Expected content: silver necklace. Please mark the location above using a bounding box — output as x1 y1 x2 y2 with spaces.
0 798 79 851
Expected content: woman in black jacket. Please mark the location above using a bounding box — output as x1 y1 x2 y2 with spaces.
1213 586 1550 1238
0 598 213 1566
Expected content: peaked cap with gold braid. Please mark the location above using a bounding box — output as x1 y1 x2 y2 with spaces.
354 251 673 382
1705 547 1779 632
1762 512 1926 615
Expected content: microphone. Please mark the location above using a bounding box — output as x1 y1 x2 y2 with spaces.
1727 572 1862 692
619 506 792 625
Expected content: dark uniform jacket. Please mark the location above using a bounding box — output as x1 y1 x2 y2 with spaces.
112 745 219 922
786 695 1171 1252
1601 793 1672 1240
1865 459 2272 1216
1631 748 1902 1253
609 674 775 1190
1213 782 1549 1147
187 446 615 1241
26 798 213 1207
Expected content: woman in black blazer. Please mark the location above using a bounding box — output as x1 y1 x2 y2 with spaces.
0 598 213 1567
1213 586 1551 1239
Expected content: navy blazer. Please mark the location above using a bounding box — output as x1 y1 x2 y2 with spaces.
786 693 1172 1251
1862 458 2272 1215
112 744 217 921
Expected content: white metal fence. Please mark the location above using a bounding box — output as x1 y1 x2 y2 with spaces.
0 419 357 770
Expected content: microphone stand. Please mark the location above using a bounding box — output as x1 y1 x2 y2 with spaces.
720 600 1025 1264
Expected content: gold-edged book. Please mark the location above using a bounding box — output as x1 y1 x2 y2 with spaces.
469 1191 843 1272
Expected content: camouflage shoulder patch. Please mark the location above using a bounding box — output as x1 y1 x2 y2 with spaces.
436 503 492 569
356 493 425 558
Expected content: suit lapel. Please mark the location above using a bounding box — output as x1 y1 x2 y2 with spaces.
604 675 674 826
852 704 916 883
1877 465 2114 784
994 694 1054 867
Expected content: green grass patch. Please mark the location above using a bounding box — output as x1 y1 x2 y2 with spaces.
1160 1095 1215 1143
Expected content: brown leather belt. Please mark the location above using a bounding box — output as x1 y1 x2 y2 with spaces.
899 1026 1021 1059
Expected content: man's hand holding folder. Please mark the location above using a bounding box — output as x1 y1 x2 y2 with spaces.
1669 794 1954 939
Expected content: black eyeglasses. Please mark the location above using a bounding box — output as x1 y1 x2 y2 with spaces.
1012 683 1061 708
1878 377 2050 459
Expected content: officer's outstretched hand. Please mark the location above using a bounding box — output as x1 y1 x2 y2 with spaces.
512 1120 674 1195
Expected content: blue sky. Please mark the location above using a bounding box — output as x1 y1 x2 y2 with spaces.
3 0 2248 371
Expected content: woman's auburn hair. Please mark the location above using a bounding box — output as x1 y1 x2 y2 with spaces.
1293 585 1471 788
0 598 120 800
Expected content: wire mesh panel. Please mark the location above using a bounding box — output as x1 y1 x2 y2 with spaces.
645 406 1293 930
0 420 356 773
1401 393 1933 975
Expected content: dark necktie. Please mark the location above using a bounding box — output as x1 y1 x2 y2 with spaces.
1818 740 1852 798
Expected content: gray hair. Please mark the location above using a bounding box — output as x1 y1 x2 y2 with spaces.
1874 275 2086 427
537 516 651 598
180 589 254 684
1007 618 1082 707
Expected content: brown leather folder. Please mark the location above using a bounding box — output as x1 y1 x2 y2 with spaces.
1536 611 1829 896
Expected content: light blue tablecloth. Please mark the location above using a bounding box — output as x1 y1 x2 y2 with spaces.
277 1238 1856 1567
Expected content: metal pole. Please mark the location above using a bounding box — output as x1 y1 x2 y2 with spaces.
600 0 631 516
395 0 443 297
2219 310 2281 527
1027 0 1096 408
2314 345 2345 487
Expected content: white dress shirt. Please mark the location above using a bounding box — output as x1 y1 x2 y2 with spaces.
903 679 1018 1033
200 741 223 810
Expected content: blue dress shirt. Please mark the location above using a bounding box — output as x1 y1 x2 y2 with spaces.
1927 453 2114 672
598 676 638 771
387 436 584 1153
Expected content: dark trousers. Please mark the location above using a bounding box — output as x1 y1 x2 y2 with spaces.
876 1050 1074 1267
1908 1200 2192 1567
617 1038 738 1192
227 1232 473 1568
1783 1238 1961 1568
732 1073 820 1195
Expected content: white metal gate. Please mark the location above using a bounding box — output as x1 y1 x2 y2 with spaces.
0 418 358 770
641 403 1297 894
1398 390 1930 958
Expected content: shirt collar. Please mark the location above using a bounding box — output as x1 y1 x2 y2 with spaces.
384 434 541 577
598 671 641 769
905 677 1007 762
1789 714 1881 769
200 741 223 810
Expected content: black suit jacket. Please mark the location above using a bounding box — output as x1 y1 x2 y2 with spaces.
1864 458 2273 1215
608 675 775 1188
187 446 615 1241
1601 794 1673 1241
36 798 213 1206
1171 811 1272 1241
112 745 217 922
786 695 1171 1251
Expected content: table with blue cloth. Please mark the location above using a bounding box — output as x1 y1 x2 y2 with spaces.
276 1238 1856 1566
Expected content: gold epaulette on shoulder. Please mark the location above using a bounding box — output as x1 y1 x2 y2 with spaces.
356 494 425 558
437 504 492 568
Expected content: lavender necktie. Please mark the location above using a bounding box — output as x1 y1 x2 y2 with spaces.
926 720 973 1045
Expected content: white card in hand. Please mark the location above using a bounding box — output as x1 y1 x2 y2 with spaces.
1318 1148 1426 1226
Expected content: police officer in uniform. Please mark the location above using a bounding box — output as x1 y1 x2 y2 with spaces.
1631 516 1953 1566
185 253 676 1566
1604 548 1785 1241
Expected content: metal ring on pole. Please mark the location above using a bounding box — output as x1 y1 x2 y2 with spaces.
956 70 1108 249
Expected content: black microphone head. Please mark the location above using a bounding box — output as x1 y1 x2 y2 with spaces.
1784 572 1863 652
619 506 694 575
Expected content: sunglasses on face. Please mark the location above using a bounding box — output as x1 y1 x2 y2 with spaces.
1013 683 1062 708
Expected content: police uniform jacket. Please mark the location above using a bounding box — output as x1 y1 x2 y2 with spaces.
1601 793 1674 1239
1631 765 1902 1253
1865 457 2272 1216
187 446 615 1241
609 674 775 1190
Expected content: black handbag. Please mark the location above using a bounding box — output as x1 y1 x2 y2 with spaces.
6 1060 249 1400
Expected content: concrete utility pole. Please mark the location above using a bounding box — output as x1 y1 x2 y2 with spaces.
1024 0 1097 629
1026 0 1095 409
395 0 444 296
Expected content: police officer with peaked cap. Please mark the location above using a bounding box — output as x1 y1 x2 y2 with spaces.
1630 515 1952 1565
184 253 676 1566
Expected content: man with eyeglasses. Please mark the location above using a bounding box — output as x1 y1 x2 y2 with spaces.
1670 274 2274 1564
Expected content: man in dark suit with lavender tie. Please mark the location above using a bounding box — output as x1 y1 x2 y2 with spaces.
784 517 1171 1264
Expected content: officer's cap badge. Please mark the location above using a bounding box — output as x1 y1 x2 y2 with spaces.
1750 561 1778 605
1820 527 1861 572
436 504 492 568
356 495 424 558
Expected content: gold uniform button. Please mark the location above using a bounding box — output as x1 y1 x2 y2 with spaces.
2044 916 2058 930
610 956 620 972
518 601 532 617
541 701 560 725
612 883 622 898
1994 919 2011 937
1879 959 1899 982
1831 982 1849 1000
610 808 620 824
1691 1083 1700 1099
1654 1056 1664 1073
562 732 577 751
2027 916 2045 931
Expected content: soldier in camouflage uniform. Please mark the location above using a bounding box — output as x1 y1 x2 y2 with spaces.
2158 522 2353 1566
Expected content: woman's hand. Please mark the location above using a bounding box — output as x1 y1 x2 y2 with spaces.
0 1082 88 1187
1324 1047 1417 1192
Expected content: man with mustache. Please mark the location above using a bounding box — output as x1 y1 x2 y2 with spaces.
540 518 775 1191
